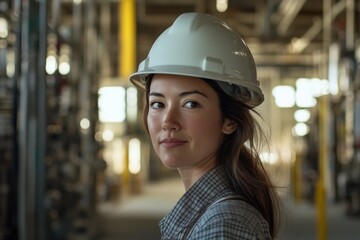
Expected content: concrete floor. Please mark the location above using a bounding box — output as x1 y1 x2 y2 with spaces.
92 177 360 240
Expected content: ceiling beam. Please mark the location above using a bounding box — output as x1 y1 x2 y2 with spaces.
277 0 307 35
254 53 314 67
289 0 346 53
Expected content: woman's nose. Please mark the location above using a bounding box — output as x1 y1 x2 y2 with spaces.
161 108 180 132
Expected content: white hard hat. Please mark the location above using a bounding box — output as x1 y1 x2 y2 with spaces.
130 12 264 107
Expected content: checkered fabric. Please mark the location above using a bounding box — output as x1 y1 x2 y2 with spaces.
159 166 271 240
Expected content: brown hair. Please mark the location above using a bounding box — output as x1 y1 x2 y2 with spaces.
143 76 281 238
204 79 281 239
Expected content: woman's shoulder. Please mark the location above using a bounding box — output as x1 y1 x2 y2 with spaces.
191 199 271 239
205 199 268 224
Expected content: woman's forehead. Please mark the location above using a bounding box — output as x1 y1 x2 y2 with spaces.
150 74 209 89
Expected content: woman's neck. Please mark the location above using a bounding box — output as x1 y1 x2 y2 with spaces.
178 161 217 191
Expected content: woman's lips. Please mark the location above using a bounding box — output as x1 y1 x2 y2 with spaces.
159 138 187 148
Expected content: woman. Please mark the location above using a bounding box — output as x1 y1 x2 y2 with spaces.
130 12 281 239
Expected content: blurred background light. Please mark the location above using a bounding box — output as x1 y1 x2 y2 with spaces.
260 152 278 165
102 130 114 142
0 17 8 38
292 122 310 137
216 0 228 12
98 86 126 123
80 118 90 130
294 109 311 122
126 87 138 123
129 138 141 174
296 78 317 108
46 55 58 75
272 85 296 108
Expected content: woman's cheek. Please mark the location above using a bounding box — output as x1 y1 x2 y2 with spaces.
147 115 159 137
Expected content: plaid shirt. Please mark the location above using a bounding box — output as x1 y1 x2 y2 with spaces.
159 166 271 240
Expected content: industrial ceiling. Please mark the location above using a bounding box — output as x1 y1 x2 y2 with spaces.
2 0 356 77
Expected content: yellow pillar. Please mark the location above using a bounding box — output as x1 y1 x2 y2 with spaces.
118 0 136 193
316 95 328 240
119 0 136 78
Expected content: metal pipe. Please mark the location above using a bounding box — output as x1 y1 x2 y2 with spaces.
18 0 30 238
315 0 332 240
100 3 112 77
290 0 346 53
36 0 47 239
79 0 95 211
277 0 307 35
9 0 22 238
346 0 355 50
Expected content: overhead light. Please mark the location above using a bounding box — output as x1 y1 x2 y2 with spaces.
272 85 296 108
46 55 58 75
292 122 309 137
80 118 90 130
295 78 317 108
309 78 329 97
296 92 316 108
98 86 126 123
0 17 8 38
216 0 228 12
59 56 70 75
59 44 71 75
102 130 114 142
294 109 311 122
295 78 329 108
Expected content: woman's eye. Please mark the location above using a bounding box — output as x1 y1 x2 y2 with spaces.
150 102 164 109
184 101 200 109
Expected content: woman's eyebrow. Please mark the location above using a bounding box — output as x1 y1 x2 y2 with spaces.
148 92 164 97
179 90 208 98
148 90 208 98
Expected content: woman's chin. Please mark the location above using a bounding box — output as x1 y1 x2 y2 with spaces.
161 159 185 169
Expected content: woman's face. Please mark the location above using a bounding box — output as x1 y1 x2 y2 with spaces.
147 74 229 170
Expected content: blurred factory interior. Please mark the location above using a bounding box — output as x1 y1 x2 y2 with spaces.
1 0 360 239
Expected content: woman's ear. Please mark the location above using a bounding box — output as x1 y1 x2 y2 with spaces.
222 119 237 134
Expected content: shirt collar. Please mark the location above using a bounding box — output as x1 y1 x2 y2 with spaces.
159 165 234 238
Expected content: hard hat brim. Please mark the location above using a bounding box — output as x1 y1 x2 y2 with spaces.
130 65 264 108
